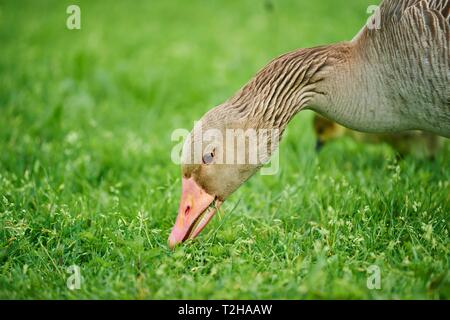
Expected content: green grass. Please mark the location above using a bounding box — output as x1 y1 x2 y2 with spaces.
0 0 449 299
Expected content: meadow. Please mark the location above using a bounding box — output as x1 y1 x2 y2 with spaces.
0 0 448 299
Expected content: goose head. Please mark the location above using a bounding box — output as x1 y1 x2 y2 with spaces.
168 104 268 248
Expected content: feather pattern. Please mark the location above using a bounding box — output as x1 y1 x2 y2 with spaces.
351 0 450 133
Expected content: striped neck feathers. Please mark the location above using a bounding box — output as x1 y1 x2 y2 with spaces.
227 43 352 131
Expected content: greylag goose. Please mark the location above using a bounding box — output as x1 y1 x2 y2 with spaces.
168 0 450 247
313 114 443 158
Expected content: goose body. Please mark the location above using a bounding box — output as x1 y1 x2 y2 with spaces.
311 0 450 136
169 0 450 247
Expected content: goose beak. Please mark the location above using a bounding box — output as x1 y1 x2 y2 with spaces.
168 177 222 248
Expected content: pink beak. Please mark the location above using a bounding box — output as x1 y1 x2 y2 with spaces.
168 177 222 248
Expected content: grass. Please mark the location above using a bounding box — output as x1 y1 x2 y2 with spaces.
0 0 449 299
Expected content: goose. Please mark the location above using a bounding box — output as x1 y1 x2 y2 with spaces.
313 114 443 158
168 0 450 247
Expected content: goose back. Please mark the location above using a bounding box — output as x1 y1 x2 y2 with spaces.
353 0 450 135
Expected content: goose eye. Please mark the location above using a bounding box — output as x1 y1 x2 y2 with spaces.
202 151 215 165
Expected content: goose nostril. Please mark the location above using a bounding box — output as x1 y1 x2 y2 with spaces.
184 205 191 216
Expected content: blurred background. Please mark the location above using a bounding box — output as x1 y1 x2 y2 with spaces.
0 0 448 299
